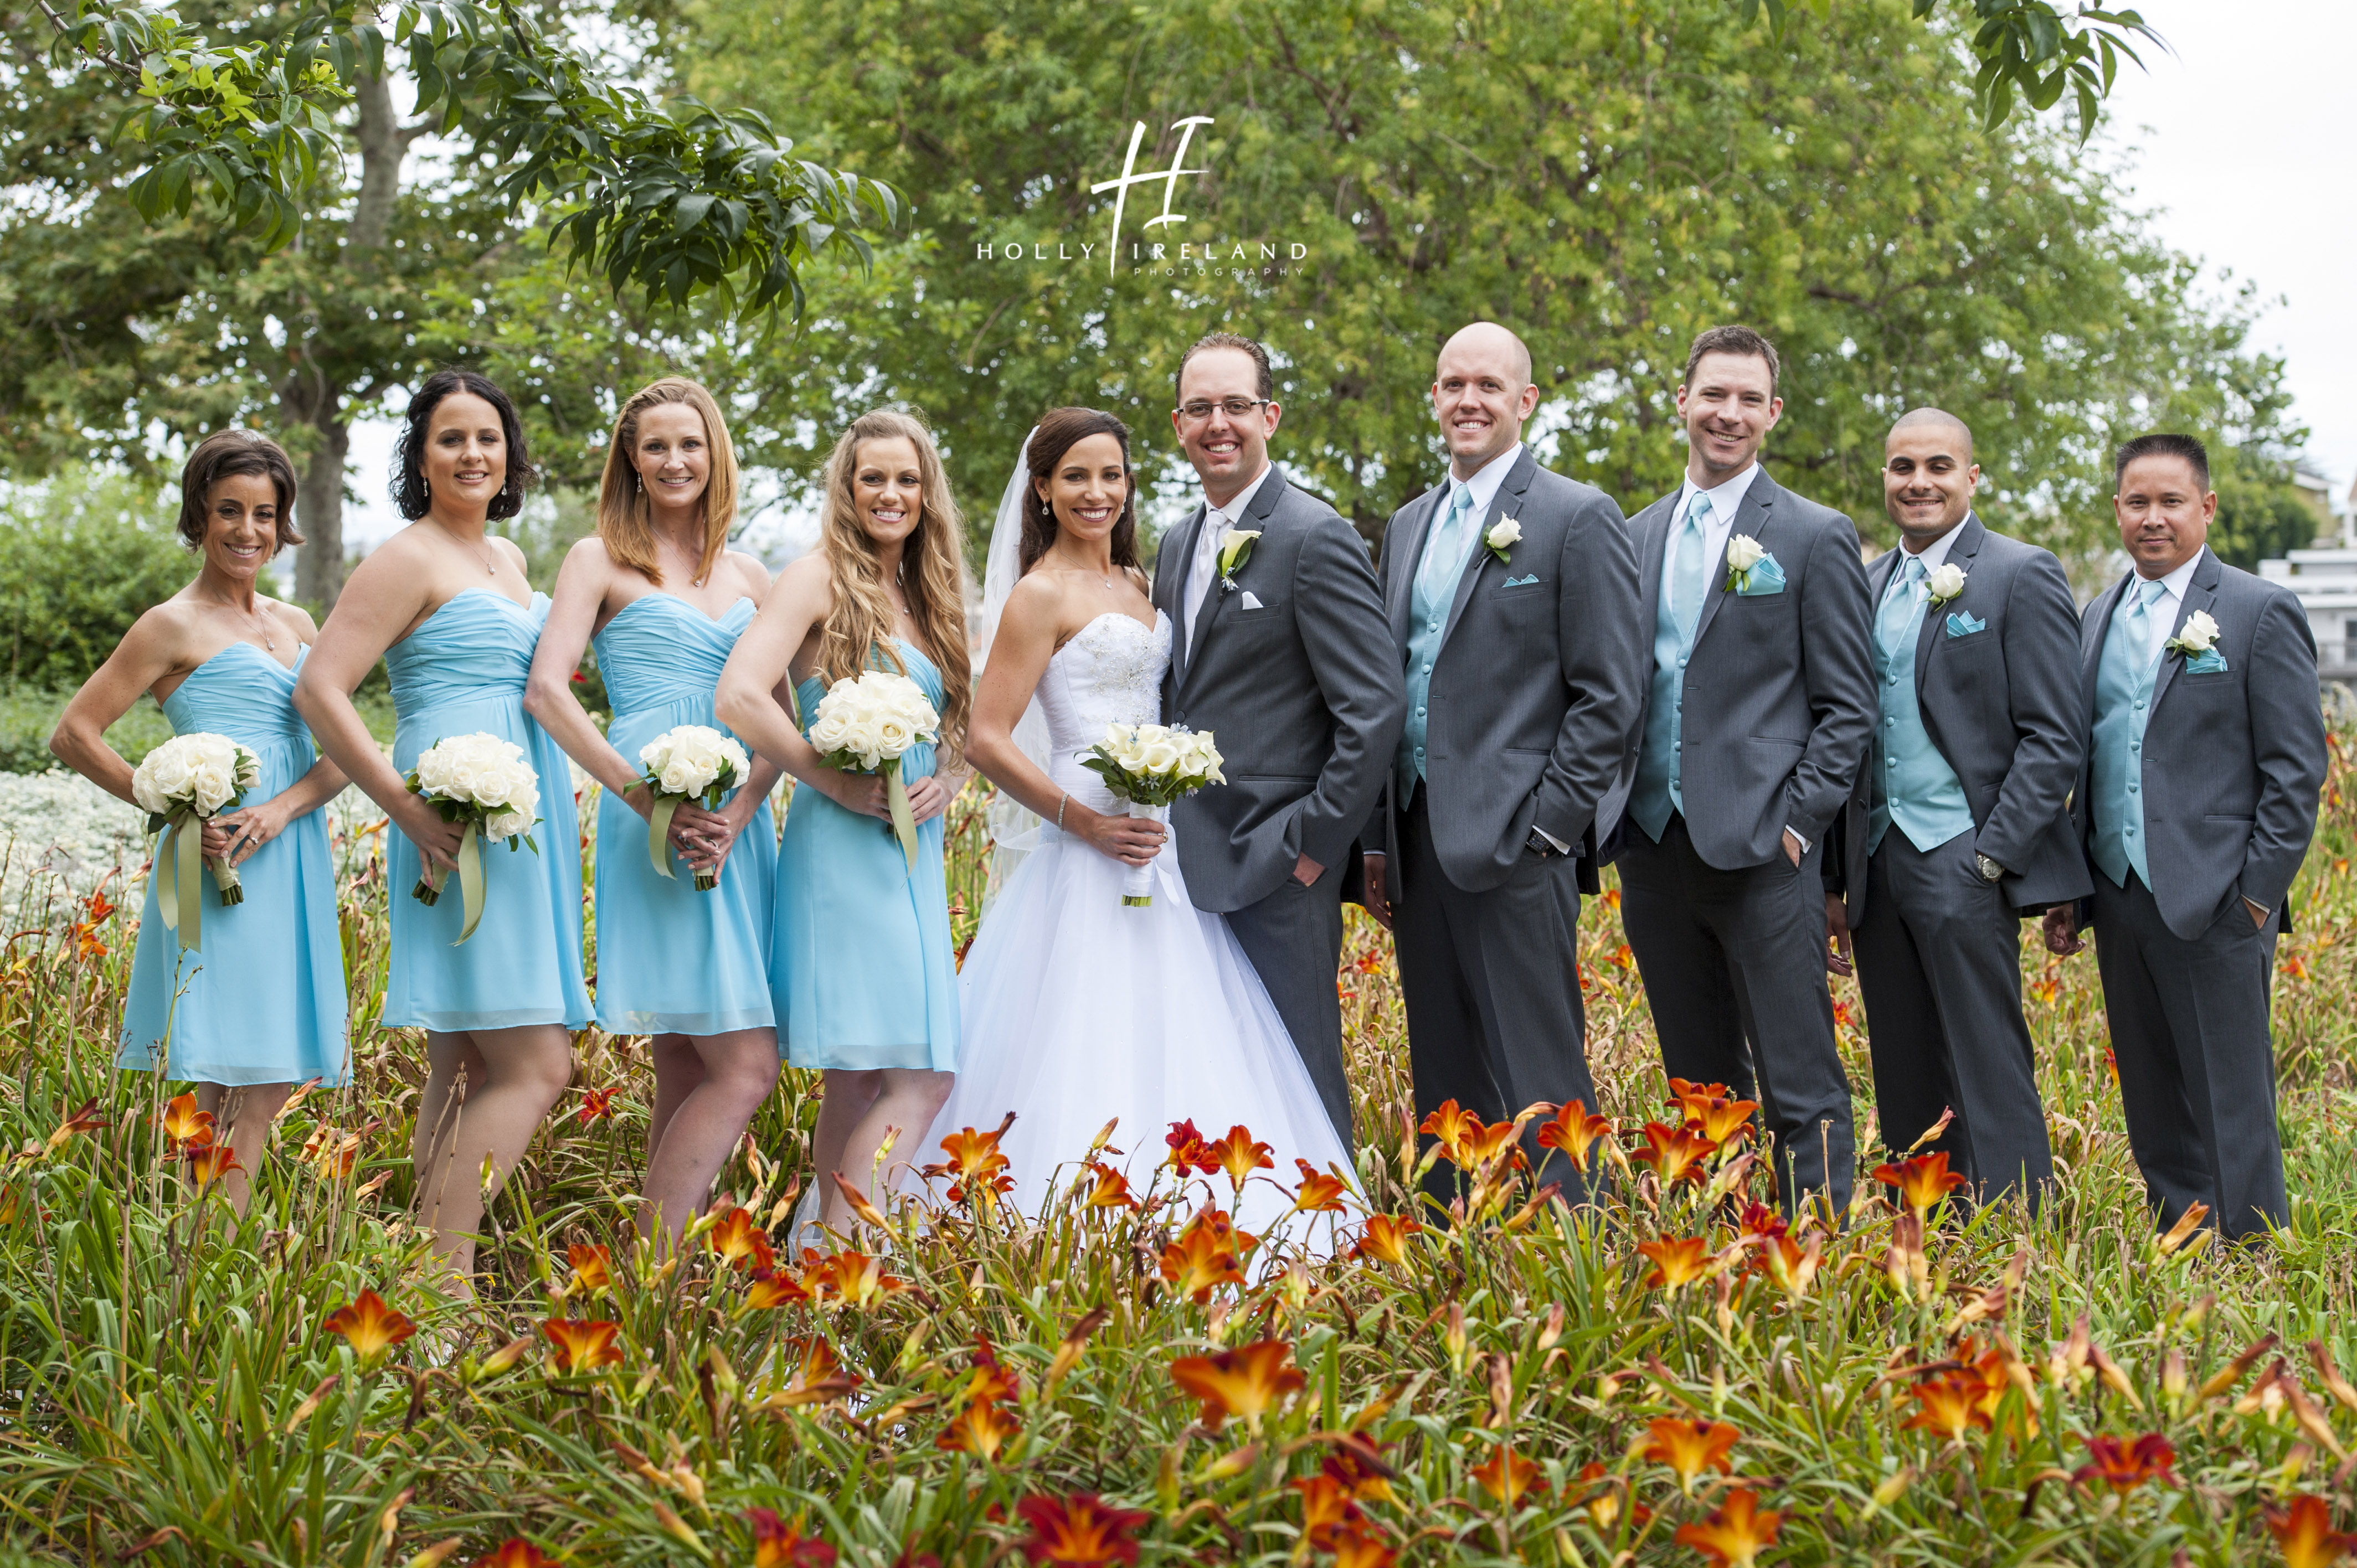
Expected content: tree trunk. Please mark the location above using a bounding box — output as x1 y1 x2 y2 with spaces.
290 414 351 609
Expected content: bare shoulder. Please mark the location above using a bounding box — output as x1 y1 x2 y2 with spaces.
564 534 618 571
776 551 832 599
126 594 204 658
723 548 773 597
490 533 531 571
265 598 321 644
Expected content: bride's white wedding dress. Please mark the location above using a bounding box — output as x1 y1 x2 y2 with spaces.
913 609 1354 1239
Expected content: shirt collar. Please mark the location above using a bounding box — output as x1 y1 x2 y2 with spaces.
1676 462 1759 522
1202 462 1275 537
1896 514 1970 576
2132 548 2204 603
1449 442 1523 517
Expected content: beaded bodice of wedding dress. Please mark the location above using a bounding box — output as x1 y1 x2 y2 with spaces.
1033 611 1172 814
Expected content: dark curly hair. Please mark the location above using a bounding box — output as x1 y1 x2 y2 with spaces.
390 368 537 522
177 429 302 554
1021 408 1140 576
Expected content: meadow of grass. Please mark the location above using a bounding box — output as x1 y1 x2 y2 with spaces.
1 740 2355 1567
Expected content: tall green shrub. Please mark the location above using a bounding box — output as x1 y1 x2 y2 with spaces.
0 468 204 689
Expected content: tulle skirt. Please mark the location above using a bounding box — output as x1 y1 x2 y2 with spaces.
910 824 1354 1251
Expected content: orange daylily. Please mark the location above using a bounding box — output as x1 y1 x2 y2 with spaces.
185 1141 243 1188
1642 1416 1740 1492
1159 1209 1247 1303
1289 1158 1350 1215
1014 1492 1151 1567
539 1317 625 1375
1327 1521 1397 1568
1686 1095 1761 1150
924 1113 1017 1206
1637 1235 1712 1292
1675 1488 1782 1568
1631 1122 1715 1187
476 1541 556 1568
1206 1125 1274 1192
1082 1161 1137 1209
567 1242 613 1294
1535 1100 1614 1172
745 1268 813 1310
768 1334 858 1409
1419 1100 1481 1164
1872 1151 1969 1215
321 1290 416 1365
1468 1446 1546 1508
1168 1338 1306 1432
2075 1433 2177 1493
1352 1213 1422 1266
958 1334 1023 1407
798 1247 908 1310
299 1124 364 1178
45 1096 109 1152
1164 1119 1219 1175
708 1206 774 1272
1291 1473 1363 1548
576 1086 615 1127
1320 1434 1397 1504
1903 1371 1994 1442
158 1092 215 1151
1454 1115 1528 1174
743 1507 838 1568
936 1396 1021 1461
2267 1494 2356 1568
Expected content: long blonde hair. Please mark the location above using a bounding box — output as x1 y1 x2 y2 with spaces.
814 409 972 757
596 378 740 585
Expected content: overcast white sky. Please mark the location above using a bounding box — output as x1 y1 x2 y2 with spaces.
2101 0 2355 509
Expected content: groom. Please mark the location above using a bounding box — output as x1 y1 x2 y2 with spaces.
1152 331 1406 1150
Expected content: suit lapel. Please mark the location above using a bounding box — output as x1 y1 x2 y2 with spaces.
1912 514 1983 703
1161 503 1207 688
1388 484 1449 645
1691 468 1773 651
1182 465 1286 692
2082 572 2129 719
1633 491 1673 622
2149 547 2221 713
1440 448 1536 653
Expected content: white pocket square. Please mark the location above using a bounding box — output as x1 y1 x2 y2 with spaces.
1240 590 1265 610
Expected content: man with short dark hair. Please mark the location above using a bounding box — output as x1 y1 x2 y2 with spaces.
1150 331 1404 1148
1597 324 1875 1215
2044 433 2327 1241
1824 409 2086 1209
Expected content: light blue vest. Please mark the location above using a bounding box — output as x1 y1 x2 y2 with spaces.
1394 486 1480 802
1627 538 1693 842
2089 584 2164 889
1867 564 1975 854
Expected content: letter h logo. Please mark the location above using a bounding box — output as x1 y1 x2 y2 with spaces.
1090 117 1213 278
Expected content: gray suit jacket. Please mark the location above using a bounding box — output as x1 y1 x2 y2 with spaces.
1365 448 1645 899
1152 465 1406 913
1830 515 2091 925
1597 467 1876 870
2071 547 2328 941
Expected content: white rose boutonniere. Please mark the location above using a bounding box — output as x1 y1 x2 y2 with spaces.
1722 533 1766 591
1924 562 1968 608
2164 610 2221 658
1216 528 1262 591
1484 517 1521 565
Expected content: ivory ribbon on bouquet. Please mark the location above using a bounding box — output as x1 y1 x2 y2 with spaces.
415 821 487 945
151 807 242 952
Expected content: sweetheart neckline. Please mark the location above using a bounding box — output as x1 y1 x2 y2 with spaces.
1057 608 1167 653
603 592 755 629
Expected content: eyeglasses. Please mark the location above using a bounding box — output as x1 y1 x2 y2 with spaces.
1176 398 1273 424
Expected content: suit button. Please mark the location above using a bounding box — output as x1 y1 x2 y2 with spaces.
2128 783 2138 793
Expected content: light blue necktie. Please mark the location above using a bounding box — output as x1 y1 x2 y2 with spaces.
1671 493 1712 645
2124 576 2167 680
1877 555 1926 657
1417 484 1476 605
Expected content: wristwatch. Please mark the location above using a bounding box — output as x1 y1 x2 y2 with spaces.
1975 853 2005 883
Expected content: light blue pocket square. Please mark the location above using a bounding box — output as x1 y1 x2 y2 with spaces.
1502 574 1540 589
1945 611 1987 637
1733 555 1787 596
2184 648 2229 674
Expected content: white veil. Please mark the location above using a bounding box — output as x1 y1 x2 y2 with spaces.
977 427 1055 912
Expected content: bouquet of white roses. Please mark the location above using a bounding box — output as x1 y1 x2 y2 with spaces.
1077 723 1225 907
636 724 753 890
132 732 261 951
404 733 541 944
809 669 941 871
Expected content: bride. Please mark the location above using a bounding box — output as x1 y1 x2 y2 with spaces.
913 407 1352 1237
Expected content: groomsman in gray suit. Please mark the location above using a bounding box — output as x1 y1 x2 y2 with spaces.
2045 433 2327 1241
1151 332 1406 1149
1358 322 1645 1203
1596 325 1876 1213
1823 409 2087 1209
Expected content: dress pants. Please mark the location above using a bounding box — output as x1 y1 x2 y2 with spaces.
1854 831 2053 1207
2092 872 2286 1241
1227 869 1355 1153
1618 812 1856 1213
1395 785 1599 1205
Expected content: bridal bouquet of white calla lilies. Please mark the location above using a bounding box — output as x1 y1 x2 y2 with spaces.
809 669 941 871
637 724 752 890
132 732 260 951
1078 722 1226 907
403 733 541 944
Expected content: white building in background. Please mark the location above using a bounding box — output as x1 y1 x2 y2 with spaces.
2257 463 2357 685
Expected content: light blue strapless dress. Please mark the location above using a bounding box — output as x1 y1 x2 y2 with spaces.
770 641 958 1072
383 590 592 1033
589 594 777 1038
120 643 351 1086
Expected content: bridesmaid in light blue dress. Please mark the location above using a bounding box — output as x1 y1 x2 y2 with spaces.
52 429 350 1212
526 376 783 1244
718 408 970 1236
296 369 586 1291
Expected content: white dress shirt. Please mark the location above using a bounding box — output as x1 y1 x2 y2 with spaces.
1444 441 1522 536
1183 461 1277 649
1669 462 1759 581
2128 550 2204 665
1879 515 1966 612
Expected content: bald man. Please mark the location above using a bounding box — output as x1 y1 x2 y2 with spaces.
1823 409 2087 1208
1362 322 1644 1205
